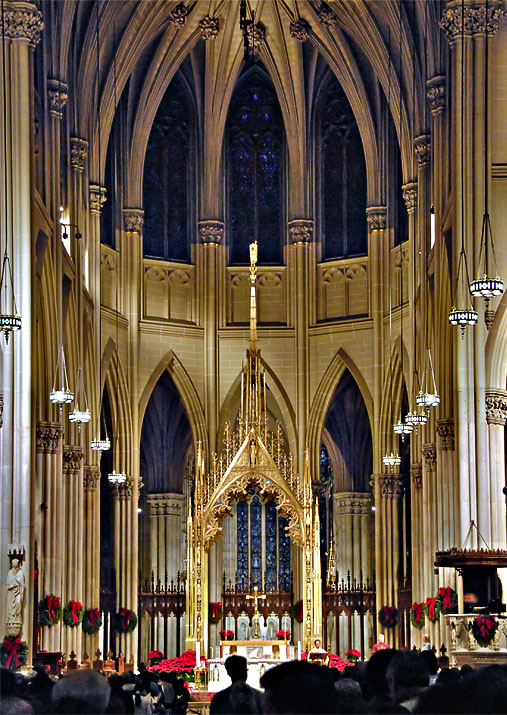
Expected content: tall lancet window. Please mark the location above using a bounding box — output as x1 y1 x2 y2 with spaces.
318 72 367 260
226 70 284 265
143 72 194 261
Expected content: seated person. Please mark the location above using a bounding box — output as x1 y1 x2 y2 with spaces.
308 639 329 665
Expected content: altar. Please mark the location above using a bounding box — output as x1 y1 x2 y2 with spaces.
207 640 293 692
221 639 291 660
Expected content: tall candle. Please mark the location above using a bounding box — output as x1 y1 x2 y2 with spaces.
297 641 301 661
195 640 200 668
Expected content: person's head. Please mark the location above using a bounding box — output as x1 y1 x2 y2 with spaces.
261 661 339 714
419 649 438 676
0 697 33 714
378 634 385 643
387 652 429 699
52 670 110 714
314 639 321 648
422 635 430 644
224 655 248 683
11 558 20 570
365 648 396 699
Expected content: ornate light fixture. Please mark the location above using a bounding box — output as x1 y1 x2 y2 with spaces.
383 453 401 470
69 367 90 428
416 348 440 409
91 437 111 452
394 418 413 439
0 0 21 343
108 471 126 485
50 344 74 408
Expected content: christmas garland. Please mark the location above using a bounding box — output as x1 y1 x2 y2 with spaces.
436 586 458 615
378 605 398 628
114 608 137 634
209 602 224 624
82 608 102 635
39 594 62 627
410 602 426 629
291 600 303 623
425 596 441 623
471 615 498 647
63 600 84 628
1 636 28 670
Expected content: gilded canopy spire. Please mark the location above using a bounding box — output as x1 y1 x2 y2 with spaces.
249 241 258 353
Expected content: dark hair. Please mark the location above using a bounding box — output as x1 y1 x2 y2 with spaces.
224 655 248 682
419 649 438 676
261 661 339 714
387 652 430 692
366 649 397 698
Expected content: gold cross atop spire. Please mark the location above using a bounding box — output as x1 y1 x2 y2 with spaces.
249 241 258 353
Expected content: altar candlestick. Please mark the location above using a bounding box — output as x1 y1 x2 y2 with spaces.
196 640 200 667
297 641 301 660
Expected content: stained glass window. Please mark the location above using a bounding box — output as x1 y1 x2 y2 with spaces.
226 70 284 265
143 73 193 261
278 515 291 591
319 74 367 260
265 501 277 591
250 496 262 588
237 500 249 591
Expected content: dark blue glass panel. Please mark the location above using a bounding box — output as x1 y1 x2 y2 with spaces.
237 500 249 591
143 74 191 261
250 496 262 588
265 500 277 592
227 72 284 265
278 515 291 591
320 76 367 259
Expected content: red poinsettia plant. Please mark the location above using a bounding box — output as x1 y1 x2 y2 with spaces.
276 629 291 640
301 651 354 672
345 649 361 662
219 629 235 640
149 649 206 679
149 650 164 665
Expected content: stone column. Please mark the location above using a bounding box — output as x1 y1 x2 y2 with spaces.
62 446 84 660
0 1 43 656
288 219 313 474
146 494 185 583
333 493 372 581
199 221 223 455
83 466 100 654
410 464 423 613
378 475 404 643
485 390 507 548
435 419 457 550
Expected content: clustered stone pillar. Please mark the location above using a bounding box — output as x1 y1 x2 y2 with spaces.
485 389 507 548
421 442 440 642
83 466 101 653
379 475 405 633
333 493 371 582
410 462 423 648
62 446 84 659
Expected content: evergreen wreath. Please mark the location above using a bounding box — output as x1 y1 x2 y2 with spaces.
424 596 441 623
39 594 62 627
114 608 137 634
209 602 224 624
291 600 303 623
1 636 28 670
82 608 102 635
471 615 498 648
63 600 84 628
378 605 398 628
410 602 426 629
436 586 458 615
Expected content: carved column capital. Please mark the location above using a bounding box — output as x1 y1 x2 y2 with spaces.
63 445 84 473
414 135 431 167
440 1 506 42
380 475 405 497
422 443 437 472
36 422 62 454
89 185 107 215
290 18 311 41
411 462 423 489
427 76 446 115
123 209 144 233
485 388 507 426
199 15 219 40
47 79 68 119
3 2 43 45
366 206 387 230
199 219 224 246
436 418 455 450
402 182 418 214
83 465 100 491
111 475 138 499
70 138 88 173
288 219 313 245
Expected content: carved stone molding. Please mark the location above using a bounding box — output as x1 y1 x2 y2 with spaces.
111 475 142 499
199 15 219 40
63 445 84 472
411 462 423 489
169 2 188 27
288 219 313 245
366 206 387 230
247 22 266 55
123 208 144 233
427 76 446 115
414 135 431 167
380 475 405 498
402 182 418 214
290 18 311 41
70 138 88 173
436 418 455 450
485 388 507 426
47 80 68 119
36 422 62 454
89 185 107 215
312 0 338 27
440 2 506 42
83 465 100 491
333 492 371 515
422 443 437 472
199 219 224 245
147 493 185 517
4 3 43 45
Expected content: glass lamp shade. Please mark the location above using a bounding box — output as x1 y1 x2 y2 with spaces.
69 408 91 424
448 306 478 328
383 452 401 468
0 314 21 342
50 388 74 405
412 410 428 425
394 419 413 436
91 437 111 452
470 276 504 298
405 412 417 425
108 471 126 485
416 390 440 408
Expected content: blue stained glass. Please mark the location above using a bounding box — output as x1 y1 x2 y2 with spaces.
237 501 249 591
250 497 262 588
278 516 291 591
265 501 277 591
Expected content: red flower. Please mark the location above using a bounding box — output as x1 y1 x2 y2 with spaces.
345 649 361 658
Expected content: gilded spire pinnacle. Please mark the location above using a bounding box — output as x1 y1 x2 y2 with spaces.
249 241 258 353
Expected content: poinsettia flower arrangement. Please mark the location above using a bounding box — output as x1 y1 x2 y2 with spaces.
301 651 354 672
148 649 206 675
219 629 235 640
275 629 291 640
148 649 164 665
345 649 361 662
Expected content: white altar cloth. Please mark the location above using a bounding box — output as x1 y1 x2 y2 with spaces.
206 657 291 692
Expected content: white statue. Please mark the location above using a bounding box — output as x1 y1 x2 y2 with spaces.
6 558 25 637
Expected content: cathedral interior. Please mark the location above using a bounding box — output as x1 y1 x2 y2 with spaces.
1 0 507 667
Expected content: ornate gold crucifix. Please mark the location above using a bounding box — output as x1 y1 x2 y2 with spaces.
246 585 266 639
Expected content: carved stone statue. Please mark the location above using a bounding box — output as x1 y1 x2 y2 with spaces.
6 558 26 636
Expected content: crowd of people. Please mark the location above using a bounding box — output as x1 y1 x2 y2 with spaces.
1 647 507 714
